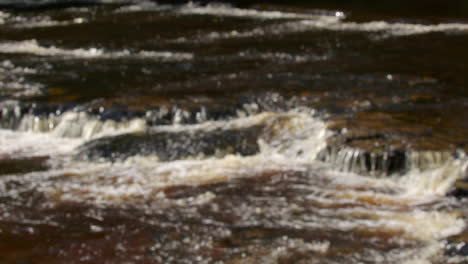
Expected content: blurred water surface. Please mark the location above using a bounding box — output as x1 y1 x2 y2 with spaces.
0 1 468 263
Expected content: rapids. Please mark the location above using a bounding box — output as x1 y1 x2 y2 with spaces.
0 1 467 263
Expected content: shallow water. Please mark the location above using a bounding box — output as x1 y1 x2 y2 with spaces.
0 1 468 263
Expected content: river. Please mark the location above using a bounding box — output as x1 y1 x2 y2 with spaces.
0 0 468 263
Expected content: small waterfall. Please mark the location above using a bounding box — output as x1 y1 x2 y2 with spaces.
0 93 308 139
17 113 60 133
0 103 225 137
318 145 459 177
51 112 146 139
318 145 404 176
406 150 456 171
0 102 147 139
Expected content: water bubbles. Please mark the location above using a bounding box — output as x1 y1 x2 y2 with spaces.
335 11 345 18
73 17 85 24
0 10 10 24
90 224 103 232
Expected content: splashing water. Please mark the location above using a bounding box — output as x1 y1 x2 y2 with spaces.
0 1 467 263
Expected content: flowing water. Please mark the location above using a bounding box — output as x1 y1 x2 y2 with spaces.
0 0 468 263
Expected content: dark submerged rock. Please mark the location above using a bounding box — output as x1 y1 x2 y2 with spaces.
75 126 263 162
451 178 468 197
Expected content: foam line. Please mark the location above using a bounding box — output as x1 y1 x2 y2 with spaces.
0 39 194 60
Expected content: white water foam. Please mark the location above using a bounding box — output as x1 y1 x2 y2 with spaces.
113 1 344 20
399 158 468 197
0 60 37 75
0 0 131 7
0 110 328 198
34 155 306 202
177 2 344 20
0 9 86 28
153 3 468 44
0 108 465 261
17 111 147 139
0 129 81 159
12 109 277 139
148 111 278 133
166 17 336 43
0 60 43 97
114 1 172 13
0 39 194 60
0 151 459 263
1 108 465 201
15 16 87 28
0 81 43 98
184 17 468 44
300 19 468 37
0 10 9 24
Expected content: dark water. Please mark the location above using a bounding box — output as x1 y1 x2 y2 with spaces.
0 1 468 263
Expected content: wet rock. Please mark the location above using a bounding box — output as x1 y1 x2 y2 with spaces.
451 179 468 197
449 242 468 256
75 126 263 161
0 156 49 175
446 230 468 258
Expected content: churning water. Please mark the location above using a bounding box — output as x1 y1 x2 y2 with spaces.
0 0 468 263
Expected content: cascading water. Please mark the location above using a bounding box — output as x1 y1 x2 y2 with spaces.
0 1 467 263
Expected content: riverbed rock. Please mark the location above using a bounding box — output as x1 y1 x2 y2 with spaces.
75 126 263 162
